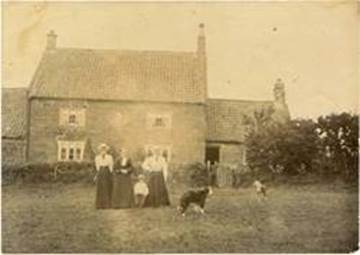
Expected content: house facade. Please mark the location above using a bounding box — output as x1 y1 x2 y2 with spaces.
4 24 290 167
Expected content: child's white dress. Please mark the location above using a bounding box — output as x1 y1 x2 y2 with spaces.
134 181 149 196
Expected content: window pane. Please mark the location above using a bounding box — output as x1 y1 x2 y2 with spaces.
153 117 165 127
76 148 82 160
60 148 67 160
69 114 76 124
69 148 75 160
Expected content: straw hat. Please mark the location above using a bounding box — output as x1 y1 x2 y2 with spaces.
98 143 110 152
138 174 145 180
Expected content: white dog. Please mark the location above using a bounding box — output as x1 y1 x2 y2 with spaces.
253 180 267 200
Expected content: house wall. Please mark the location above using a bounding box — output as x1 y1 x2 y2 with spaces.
28 98 206 165
221 144 247 164
206 142 247 165
2 139 27 165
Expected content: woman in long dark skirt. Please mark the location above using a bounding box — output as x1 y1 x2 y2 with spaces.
112 149 134 209
142 149 170 207
95 144 113 209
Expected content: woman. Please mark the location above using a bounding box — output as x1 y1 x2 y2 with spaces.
112 149 134 208
209 161 219 188
142 148 170 207
95 144 113 209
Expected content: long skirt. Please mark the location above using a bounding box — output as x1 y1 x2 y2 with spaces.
144 171 170 207
95 166 112 209
112 174 134 208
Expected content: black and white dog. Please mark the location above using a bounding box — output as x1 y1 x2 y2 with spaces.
177 187 213 216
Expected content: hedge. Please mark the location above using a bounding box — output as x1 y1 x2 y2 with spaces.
2 161 95 185
2 161 211 186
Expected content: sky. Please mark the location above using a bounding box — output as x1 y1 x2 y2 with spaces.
2 1 359 118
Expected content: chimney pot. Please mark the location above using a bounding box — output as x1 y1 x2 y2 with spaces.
198 23 205 37
46 30 57 50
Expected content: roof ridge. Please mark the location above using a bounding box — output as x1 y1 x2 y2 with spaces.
208 97 273 104
2 87 28 90
55 47 197 56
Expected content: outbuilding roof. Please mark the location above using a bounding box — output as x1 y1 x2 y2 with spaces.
2 88 28 139
206 98 274 143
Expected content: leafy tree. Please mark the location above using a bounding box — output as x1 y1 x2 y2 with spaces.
245 110 359 180
316 113 359 179
245 108 320 175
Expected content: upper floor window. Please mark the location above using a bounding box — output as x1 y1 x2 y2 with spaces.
57 140 85 162
68 113 77 125
59 108 86 127
146 113 171 129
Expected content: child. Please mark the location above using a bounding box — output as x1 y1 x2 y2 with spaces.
134 174 149 208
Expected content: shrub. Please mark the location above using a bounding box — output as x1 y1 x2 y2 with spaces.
52 161 95 183
2 161 96 185
2 161 201 187
186 162 209 188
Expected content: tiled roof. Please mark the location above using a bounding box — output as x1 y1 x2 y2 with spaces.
2 88 28 139
29 48 205 103
206 98 274 143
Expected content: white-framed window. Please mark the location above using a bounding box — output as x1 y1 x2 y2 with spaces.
57 140 85 162
59 108 86 127
144 144 172 162
242 148 247 165
146 113 172 129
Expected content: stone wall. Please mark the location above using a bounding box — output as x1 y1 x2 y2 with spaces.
206 141 247 165
220 144 247 164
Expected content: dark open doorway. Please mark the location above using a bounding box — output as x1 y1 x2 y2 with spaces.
205 145 220 164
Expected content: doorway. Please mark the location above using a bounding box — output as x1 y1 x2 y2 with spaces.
205 145 220 164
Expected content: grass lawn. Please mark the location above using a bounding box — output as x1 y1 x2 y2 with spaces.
2 182 358 253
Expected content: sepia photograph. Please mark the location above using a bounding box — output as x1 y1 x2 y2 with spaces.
1 1 359 253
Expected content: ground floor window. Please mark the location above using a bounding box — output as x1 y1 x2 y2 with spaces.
57 140 85 162
242 148 247 165
144 144 172 162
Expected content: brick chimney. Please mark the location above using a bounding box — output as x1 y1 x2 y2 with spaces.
196 23 208 100
273 78 286 104
273 78 291 121
197 23 206 55
46 30 57 51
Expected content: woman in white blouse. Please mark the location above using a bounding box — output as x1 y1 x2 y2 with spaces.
142 148 170 207
95 144 113 209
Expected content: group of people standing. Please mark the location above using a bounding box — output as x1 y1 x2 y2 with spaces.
94 144 170 209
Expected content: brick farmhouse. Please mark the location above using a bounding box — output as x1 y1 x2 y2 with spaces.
3 24 290 167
